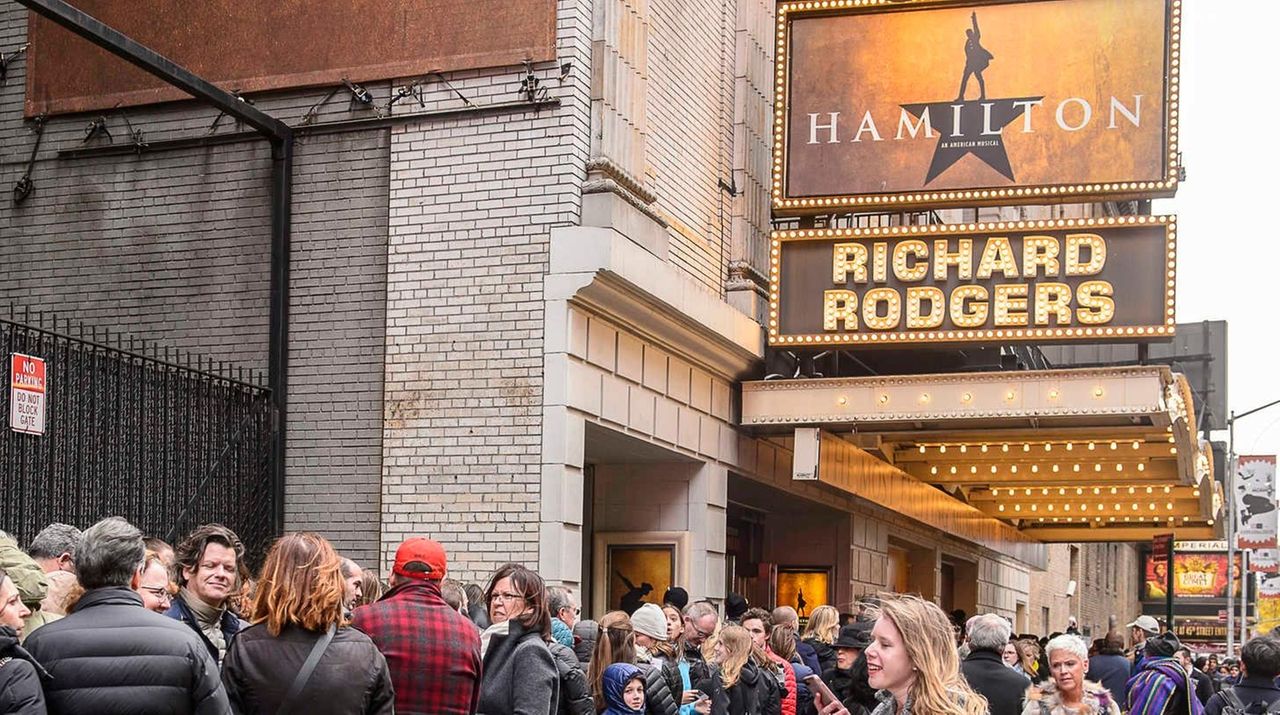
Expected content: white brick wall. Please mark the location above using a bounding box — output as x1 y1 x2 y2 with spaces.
379 0 594 585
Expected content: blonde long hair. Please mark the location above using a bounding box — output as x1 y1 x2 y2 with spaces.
803 605 840 645
716 625 753 689
878 594 988 715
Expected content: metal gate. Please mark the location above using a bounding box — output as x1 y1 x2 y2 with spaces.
0 312 277 561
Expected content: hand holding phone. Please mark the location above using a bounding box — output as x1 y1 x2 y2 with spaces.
804 674 850 715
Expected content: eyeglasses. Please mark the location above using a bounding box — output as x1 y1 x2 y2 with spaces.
690 621 715 639
489 592 527 604
140 585 171 602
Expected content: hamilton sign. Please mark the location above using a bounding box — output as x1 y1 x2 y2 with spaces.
773 0 1181 211
768 216 1176 347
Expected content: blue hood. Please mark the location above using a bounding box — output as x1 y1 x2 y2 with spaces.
603 663 646 715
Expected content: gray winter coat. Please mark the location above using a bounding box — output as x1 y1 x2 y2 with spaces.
478 621 559 715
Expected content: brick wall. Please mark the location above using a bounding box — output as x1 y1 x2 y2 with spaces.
1026 542 1140 638
378 0 594 584
0 4 391 561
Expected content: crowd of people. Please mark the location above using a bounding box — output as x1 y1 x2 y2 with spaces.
1 519 1279 715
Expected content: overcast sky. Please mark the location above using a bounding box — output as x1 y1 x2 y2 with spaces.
1153 1 1280 461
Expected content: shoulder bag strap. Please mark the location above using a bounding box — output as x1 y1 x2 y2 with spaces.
277 624 336 715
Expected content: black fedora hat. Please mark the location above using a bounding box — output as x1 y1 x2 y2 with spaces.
834 621 874 650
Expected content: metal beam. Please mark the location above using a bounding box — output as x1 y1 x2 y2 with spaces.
17 0 293 536
16 0 290 141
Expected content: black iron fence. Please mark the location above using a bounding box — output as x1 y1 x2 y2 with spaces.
0 312 277 563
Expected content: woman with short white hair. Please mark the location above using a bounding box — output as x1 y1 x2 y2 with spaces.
1022 634 1121 715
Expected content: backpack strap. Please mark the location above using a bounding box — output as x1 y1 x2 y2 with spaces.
277 624 336 715
1265 697 1280 714
1223 689 1247 712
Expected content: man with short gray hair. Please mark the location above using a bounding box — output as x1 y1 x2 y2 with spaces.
548 586 578 648
27 523 81 574
960 613 1030 715
24 517 229 714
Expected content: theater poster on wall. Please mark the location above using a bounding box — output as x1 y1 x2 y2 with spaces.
774 0 1180 211
1142 552 1241 601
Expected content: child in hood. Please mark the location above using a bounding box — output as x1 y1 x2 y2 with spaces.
602 662 646 715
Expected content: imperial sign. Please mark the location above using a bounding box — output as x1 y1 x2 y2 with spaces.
769 216 1175 347
773 0 1180 211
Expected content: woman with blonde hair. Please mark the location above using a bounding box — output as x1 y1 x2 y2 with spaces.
696 624 764 715
221 532 394 714
1015 640 1042 682
803 605 841 675
865 594 988 715
1022 634 1119 715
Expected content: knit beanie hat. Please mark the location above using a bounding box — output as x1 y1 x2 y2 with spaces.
631 602 669 641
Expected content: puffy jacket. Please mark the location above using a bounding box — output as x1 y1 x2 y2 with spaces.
24 587 229 715
637 653 682 715
221 622 395 714
603 663 646 715
550 640 595 715
0 625 47 715
769 651 798 715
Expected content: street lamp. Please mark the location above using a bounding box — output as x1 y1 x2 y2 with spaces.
1226 396 1280 654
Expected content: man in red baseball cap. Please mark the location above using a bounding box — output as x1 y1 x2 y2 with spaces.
351 537 481 714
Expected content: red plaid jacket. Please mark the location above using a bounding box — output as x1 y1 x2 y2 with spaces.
352 579 483 715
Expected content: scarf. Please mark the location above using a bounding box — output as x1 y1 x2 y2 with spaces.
181 588 228 660
480 619 511 658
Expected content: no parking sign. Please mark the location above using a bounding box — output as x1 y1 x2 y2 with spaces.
10 353 46 435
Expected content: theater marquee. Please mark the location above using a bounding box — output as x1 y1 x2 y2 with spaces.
768 216 1176 347
773 0 1181 211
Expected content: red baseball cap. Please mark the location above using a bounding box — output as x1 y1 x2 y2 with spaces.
392 537 447 580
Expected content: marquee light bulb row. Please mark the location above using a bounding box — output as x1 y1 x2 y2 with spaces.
997 502 1178 514
1018 516 1200 525
989 485 1179 497
917 439 1147 454
928 462 1163 477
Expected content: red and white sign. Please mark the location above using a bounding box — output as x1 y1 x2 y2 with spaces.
9 353 46 436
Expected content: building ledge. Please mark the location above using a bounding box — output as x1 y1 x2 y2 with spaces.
547 226 764 379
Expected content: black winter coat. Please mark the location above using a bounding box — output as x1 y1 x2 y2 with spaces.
221 622 395 714
23 587 229 715
821 667 870 715
0 626 46 715
698 660 762 715
803 638 837 677
549 641 594 715
638 653 683 715
960 649 1031 715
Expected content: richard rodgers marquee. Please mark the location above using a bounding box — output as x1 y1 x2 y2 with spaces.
768 216 1176 347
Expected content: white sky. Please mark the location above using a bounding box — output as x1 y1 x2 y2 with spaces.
1153 1 1280 460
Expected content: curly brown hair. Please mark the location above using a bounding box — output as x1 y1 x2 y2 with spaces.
173 523 248 593
246 532 346 636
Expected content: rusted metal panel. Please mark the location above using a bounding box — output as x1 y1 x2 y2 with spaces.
26 0 557 116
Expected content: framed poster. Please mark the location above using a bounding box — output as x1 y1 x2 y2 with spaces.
593 532 689 618
774 566 832 620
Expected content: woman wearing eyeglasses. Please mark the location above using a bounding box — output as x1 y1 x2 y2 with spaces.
134 550 172 614
478 563 559 715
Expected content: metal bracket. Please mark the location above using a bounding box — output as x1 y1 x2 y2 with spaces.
0 42 29 84
14 115 47 205
208 89 255 134
83 115 112 143
341 77 375 107
519 59 548 104
118 107 147 153
301 86 342 125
